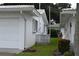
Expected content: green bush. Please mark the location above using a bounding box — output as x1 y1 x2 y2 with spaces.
58 39 70 54
64 51 75 56
48 29 59 38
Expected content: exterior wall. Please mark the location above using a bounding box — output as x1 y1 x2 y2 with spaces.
60 28 65 39
24 12 36 48
33 15 45 35
61 17 76 43
44 25 48 34
33 15 49 44
60 11 76 41
64 17 76 51
61 21 69 40
64 18 71 40
40 16 45 34
69 18 76 44
0 11 25 53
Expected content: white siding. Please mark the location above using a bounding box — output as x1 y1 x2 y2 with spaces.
24 13 36 48
69 18 76 44
61 17 76 47
61 28 65 39
33 16 45 34
44 26 48 34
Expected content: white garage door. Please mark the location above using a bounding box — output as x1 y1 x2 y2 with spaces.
0 17 24 49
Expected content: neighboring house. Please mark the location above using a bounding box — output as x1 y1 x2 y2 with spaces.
35 9 50 44
60 8 76 54
0 5 41 53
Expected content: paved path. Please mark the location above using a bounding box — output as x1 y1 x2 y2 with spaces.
0 52 16 56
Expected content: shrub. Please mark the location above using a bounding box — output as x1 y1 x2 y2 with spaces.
48 29 59 38
58 39 70 54
64 51 75 56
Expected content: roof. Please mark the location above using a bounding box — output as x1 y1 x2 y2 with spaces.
0 5 34 11
0 3 34 6
61 8 76 14
62 8 75 11
37 9 48 25
0 5 40 16
0 5 34 8
37 9 45 14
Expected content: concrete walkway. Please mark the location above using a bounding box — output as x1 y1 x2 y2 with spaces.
0 52 16 56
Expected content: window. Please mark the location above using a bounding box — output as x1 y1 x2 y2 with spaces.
32 19 38 33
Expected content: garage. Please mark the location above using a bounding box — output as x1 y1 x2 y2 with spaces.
0 17 25 50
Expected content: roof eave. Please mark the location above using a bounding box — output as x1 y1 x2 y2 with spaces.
0 5 34 11
32 8 40 16
42 13 48 25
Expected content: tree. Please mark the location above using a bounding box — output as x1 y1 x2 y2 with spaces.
53 3 71 23
55 3 71 9
38 3 71 23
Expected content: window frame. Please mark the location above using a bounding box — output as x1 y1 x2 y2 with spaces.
32 19 38 33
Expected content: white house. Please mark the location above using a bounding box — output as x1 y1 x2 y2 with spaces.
60 4 79 56
0 5 42 53
35 9 50 44
0 5 49 53
60 8 76 51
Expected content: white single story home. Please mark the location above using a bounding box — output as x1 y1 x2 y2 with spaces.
60 9 79 55
0 5 49 53
35 9 50 44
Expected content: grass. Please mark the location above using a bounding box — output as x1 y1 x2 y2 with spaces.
16 38 58 56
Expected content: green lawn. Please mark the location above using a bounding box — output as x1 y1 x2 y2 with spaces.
16 38 58 56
